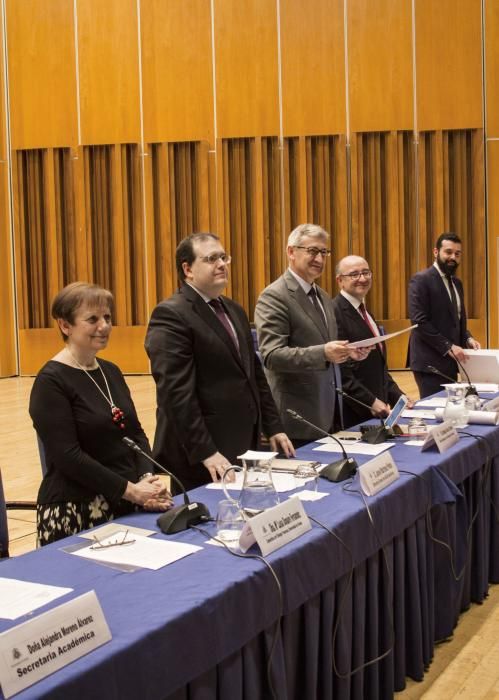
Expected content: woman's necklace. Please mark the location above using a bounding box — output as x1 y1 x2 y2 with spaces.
67 348 126 429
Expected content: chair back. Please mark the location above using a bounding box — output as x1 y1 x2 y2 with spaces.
0 469 9 558
37 434 48 476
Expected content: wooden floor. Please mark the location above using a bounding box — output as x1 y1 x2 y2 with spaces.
1 371 498 699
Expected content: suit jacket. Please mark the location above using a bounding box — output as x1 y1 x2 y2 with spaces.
145 283 283 491
254 270 340 441
408 266 471 376
332 293 402 427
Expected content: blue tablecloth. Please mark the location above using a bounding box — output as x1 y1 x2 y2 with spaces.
1 418 498 699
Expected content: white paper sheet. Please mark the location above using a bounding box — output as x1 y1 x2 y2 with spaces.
346 324 417 349
0 578 73 620
293 490 329 501
416 397 447 408
79 523 156 540
206 470 321 493
71 532 201 570
401 439 426 447
402 409 436 419
312 441 393 455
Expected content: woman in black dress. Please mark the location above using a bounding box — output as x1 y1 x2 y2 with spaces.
30 282 172 545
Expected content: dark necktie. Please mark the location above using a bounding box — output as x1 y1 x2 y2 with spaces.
308 287 327 330
446 275 459 319
209 298 240 352
359 302 384 354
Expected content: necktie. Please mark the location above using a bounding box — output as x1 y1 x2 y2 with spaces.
446 275 459 319
359 302 384 354
308 287 327 329
209 298 240 352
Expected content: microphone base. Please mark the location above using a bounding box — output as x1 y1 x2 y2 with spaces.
157 502 210 534
360 425 393 444
465 385 479 397
320 457 358 483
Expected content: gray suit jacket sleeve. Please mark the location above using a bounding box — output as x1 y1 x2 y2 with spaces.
254 281 329 372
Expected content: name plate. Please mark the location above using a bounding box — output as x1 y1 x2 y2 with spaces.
0 590 111 698
359 452 399 496
421 420 459 453
240 497 311 556
483 395 499 412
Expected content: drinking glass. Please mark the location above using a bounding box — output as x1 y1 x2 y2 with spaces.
215 499 245 547
293 464 319 496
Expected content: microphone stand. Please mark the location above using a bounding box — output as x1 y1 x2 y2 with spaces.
123 437 210 534
447 352 479 397
286 409 357 482
335 388 393 444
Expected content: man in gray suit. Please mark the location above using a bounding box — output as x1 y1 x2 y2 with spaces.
254 224 366 444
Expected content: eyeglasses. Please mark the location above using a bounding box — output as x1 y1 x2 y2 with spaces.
294 246 331 258
339 270 373 280
199 253 232 265
90 529 135 550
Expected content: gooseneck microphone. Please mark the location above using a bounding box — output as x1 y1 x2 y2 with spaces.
448 352 479 397
335 388 392 444
286 409 357 482
428 363 478 398
123 437 210 534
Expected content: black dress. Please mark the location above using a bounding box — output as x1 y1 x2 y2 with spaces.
29 359 153 545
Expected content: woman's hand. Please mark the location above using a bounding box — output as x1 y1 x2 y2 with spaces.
123 475 164 506
142 494 174 512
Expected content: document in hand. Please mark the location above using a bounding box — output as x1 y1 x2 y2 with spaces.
347 324 417 349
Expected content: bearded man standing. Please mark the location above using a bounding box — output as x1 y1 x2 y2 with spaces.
408 232 480 398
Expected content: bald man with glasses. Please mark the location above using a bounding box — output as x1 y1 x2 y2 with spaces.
332 255 409 427
254 224 366 445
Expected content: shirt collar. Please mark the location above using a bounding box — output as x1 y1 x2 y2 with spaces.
186 281 216 303
340 289 364 309
288 267 315 295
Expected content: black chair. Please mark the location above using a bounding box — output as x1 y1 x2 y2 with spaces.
1 467 38 559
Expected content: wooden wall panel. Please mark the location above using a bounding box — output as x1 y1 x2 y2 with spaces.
280 0 346 136
415 0 483 131
350 131 416 319
417 129 485 332
6 0 77 149
0 164 16 375
486 141 499 347
77 0 140 144
144 141 212 306
140 0 214 144
485 0 499 137
18 326 149 376
283 135 348 294
214 0 279 137
0 3 16 376
217 137 281 314
348 0 413 132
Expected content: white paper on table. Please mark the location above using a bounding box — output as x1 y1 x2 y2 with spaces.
71 532 201 570
403 439 426 447
206 470 316 493
402 409 436 419
434 408 499 425
79 523 156 540
416 397 447 408
473 383 499 393
313 441 393 456
293 490 329 501
0 578 73 620
346 324 417 349
237 450 278 460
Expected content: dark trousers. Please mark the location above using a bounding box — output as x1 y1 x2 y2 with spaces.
413 370 456 399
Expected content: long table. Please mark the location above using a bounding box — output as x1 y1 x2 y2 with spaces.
0 418 498 699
